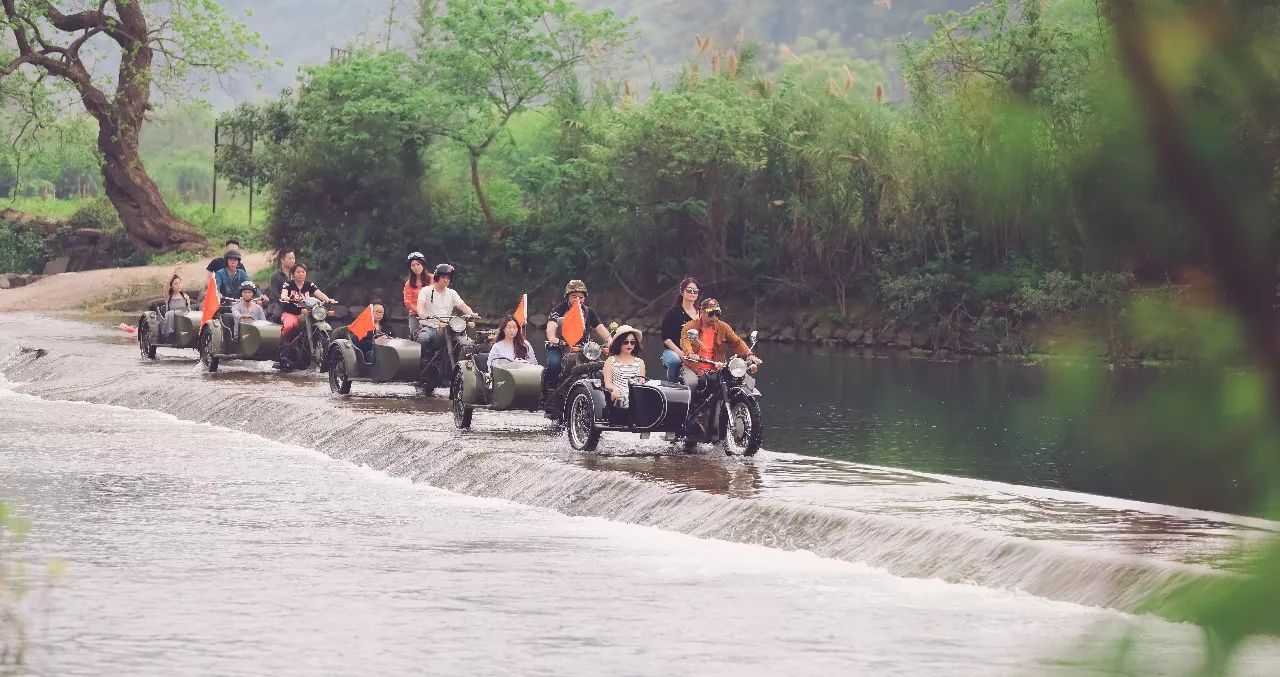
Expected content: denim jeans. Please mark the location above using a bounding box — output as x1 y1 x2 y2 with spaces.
544 344 565 389
419 325 443 352
660 348 683 382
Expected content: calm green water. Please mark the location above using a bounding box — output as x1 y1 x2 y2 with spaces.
728 345 1259 516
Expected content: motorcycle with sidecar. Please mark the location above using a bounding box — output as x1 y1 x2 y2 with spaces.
451 350 545 429
323 317 438 396
137 302 202 359
200 297 333 372
562 331 764 456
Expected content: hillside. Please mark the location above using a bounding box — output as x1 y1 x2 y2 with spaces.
213 0 980 102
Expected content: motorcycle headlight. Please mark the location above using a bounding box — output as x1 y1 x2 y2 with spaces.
728 356 749 378
313 307 327 321
449 316 468 333
582 341 602 361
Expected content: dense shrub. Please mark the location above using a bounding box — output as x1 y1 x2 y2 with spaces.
0 223 49 274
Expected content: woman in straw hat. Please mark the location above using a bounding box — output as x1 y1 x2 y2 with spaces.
604 325 646 408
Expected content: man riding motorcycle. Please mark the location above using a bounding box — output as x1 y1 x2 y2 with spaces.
213 249 252 300
543 279 612 391
678 297 762 390
416 263 478 369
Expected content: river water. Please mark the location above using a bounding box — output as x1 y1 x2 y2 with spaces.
1 314 1278 674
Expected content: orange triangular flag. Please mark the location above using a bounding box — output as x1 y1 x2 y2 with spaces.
560 299 585 346
514 293 527 326
347 304 375 341
200 274 220 327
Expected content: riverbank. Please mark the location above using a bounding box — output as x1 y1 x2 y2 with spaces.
0 252 271 313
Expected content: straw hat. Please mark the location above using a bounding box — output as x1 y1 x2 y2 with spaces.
609 324 643 353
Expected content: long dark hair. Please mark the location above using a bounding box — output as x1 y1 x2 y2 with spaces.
671 277 699 308
406 259 430 288
498 314 530 360
166 274 184 302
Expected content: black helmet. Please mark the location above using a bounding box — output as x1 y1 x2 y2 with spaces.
434 263 456 278
238 281 258 295
407 251 426 266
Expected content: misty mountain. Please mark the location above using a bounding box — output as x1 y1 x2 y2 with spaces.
211 0 980 105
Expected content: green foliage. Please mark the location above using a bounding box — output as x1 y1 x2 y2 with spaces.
0 222 47 274
415 0 633 232
236 51 432 282
67 198 124 234
0 500 31 667
1014 270 1134 320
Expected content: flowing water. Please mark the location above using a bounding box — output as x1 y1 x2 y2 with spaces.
1 313 1278 674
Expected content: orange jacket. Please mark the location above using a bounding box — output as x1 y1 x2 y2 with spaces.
403 278 431 316
679 318 752 367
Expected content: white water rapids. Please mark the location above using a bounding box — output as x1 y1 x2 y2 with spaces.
0 314 1277 674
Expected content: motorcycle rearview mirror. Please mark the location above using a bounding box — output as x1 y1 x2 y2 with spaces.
749 330 759 348
684 328 699 342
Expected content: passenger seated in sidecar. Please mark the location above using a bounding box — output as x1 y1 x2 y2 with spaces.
486 315 537 373
351 303 396 364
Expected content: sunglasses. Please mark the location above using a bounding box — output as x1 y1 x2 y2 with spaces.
621 339 637 345
706 310 722 316
684 288 700 294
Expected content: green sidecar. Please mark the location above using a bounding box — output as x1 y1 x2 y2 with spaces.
137 304 203 359
200 316 284 372
323 336 425 394
451 351 545 429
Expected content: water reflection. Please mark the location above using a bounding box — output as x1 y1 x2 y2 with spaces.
576 455 764 498
750 344 1262 514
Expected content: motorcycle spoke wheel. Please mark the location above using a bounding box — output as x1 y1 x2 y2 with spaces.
329 354 351 395
200 330 219 372
451 372 472 429
566 390 600 452
721 398 763 456
138 319 157 360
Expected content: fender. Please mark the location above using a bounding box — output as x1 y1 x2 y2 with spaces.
206 320 226 354
139 310 161 338
730 385 761 400
571 378 610 422
313 320 333 333
458 358 486 405
327 338 360 377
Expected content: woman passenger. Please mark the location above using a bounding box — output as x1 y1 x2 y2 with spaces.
604 325 645 408
404 252 432 338
487 314 537 369
278 262 333 339
659 277 700 382
160 273 191 336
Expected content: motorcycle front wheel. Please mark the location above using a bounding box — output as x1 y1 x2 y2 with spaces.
565 388 601 452
719 397 763 456
311 329 331 372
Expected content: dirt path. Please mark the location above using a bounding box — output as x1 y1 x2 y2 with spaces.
0 252 272 312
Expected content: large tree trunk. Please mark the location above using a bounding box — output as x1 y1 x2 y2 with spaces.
98 119 207 253
469 148 501 239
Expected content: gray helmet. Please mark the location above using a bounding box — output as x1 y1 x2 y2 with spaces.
407 251 426 266
238 281 257 295
224 249 243 261
564 279 588 297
